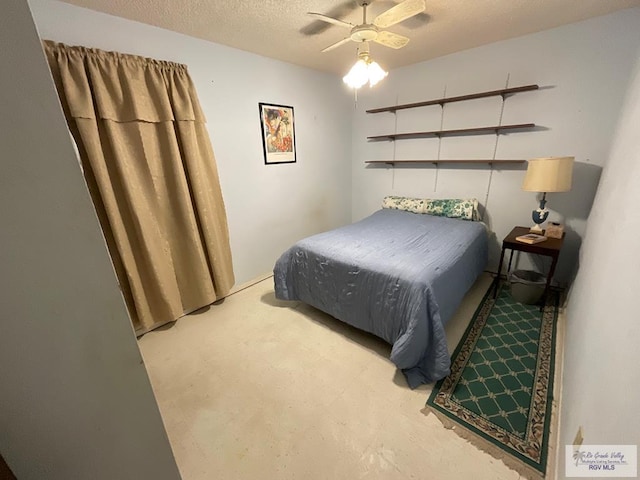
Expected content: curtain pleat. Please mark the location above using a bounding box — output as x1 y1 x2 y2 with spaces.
44 41 235 334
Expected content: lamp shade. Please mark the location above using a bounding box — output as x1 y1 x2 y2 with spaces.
522 156 574 192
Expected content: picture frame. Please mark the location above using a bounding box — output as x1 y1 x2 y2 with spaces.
259 102 296 165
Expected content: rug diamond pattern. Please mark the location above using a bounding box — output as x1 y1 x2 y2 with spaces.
427 285 558 477
451 289 541 437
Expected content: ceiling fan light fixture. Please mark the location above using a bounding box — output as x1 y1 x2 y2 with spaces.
342 54 388 89
313 0 421 89
343 58 370 89
367 60 388 87
350 25 379 42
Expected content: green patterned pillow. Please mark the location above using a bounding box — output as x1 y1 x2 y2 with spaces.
381 195 426 214
423 198 479 221
382 196 480 220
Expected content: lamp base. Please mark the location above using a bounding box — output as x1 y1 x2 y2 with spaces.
530 195 549 234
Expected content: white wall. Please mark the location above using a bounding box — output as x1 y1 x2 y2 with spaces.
557 47 640 478
351 9 640 284
0 1 180 479
29 0 353 287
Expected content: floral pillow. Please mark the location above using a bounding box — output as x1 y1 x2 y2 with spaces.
423 198 479 221
382 196 479 220
381 195 427 214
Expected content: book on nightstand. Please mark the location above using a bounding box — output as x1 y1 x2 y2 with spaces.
515 233 548 244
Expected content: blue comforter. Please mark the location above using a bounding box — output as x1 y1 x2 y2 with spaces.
273 209 488 388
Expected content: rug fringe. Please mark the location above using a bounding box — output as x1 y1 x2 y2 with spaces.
421 406 545 480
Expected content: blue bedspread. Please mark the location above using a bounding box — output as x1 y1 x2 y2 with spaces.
273 209 488 388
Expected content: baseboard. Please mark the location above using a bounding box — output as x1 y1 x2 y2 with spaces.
227 273 273 296
550 307 567 479
136 274 275 337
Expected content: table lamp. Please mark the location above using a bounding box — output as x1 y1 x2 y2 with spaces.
522 156 574 233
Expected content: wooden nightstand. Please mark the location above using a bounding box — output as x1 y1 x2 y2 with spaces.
493 226 565 301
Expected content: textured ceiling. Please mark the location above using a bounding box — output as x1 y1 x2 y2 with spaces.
59 0 640 75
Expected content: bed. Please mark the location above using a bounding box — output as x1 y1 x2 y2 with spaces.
273 204 488 388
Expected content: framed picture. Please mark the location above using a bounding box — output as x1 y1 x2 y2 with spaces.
259 103 296 164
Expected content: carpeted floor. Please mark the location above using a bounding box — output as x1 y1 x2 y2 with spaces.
426 284 559 479
139 273 536 479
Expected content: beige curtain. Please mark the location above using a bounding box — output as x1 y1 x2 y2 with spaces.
44 41 235 334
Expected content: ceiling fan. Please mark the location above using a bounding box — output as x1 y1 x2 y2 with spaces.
308 0 426 53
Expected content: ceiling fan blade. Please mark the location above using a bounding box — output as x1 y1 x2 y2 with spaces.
373 0 425 28
321 37 352 53
307 12 353 28
373 30 410 49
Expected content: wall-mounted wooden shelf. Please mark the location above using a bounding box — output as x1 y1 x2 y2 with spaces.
367 123 535 141
366 84 539 114
364 83 539 171
365 160 526 165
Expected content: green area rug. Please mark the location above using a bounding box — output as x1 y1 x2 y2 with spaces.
425 285 559 479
